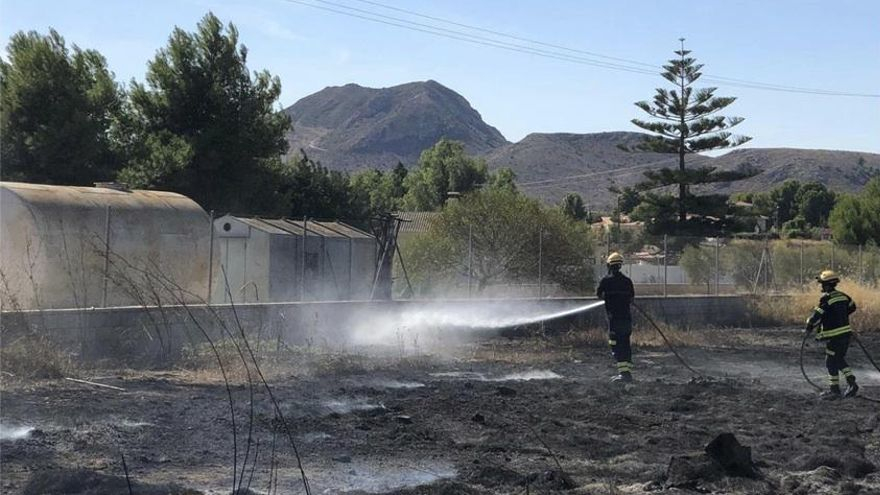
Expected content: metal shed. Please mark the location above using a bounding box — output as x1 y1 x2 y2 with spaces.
212 215 377 303
0 181 212 309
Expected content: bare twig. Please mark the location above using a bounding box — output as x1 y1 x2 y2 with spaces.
63 377 125 391
220 266 312 494
121 451 133 495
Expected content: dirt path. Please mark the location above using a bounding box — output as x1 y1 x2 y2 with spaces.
2 329 879 494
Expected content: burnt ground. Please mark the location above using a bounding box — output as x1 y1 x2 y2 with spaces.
2 328 880 495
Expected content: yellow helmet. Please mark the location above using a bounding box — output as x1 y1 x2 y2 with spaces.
606 252 624 266
816 270 839 284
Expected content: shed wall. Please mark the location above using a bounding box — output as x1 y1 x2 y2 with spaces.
0 183 211 310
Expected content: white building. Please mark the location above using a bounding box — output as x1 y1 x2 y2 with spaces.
212 215 377 303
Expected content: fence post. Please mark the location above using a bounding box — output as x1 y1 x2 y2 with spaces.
714 238 720 295
537 226 543 298
301 217 307 301
101 205 111 308
348 236 354 300
663 234 668 297
799 241 804 286
831 242 835 271
467 225 473 298
207 210 214 304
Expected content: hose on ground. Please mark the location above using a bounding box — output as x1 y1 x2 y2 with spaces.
799 331 880 404
631 302 703 378
853 332 880 374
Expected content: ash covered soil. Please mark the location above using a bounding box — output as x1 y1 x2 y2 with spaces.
2 328 880 495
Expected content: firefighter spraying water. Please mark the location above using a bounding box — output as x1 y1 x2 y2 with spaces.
805 270 860 400
596 252 636 383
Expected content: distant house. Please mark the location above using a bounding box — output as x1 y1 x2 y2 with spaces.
212 215 377 303
591 215 644 236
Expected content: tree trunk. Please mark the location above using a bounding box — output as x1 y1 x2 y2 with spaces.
679 139 686 223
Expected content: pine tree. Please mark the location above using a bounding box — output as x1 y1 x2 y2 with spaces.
630 40 754 235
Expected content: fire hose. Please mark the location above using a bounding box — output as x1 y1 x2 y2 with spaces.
799 331 880 404
634 301 879 404
631 302 703 378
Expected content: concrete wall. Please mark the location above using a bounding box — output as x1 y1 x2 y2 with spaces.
1 295 778 365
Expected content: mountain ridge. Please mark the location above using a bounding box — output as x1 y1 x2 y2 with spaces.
283 81 880 208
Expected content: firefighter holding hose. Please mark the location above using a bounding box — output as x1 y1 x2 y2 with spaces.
805 270 859 400
597 252 635 383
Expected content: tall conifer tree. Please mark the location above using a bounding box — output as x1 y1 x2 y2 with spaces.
631 40 754 234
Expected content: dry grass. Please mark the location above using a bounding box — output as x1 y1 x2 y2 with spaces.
752 281 880 332
178 338 441 383
179 338 293 383
0 333 74 379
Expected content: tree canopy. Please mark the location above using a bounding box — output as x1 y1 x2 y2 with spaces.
402 139 489 211
829 177 880 245
117 12 291 213
733 180 838 237
629 41 753 235
560 192 587 221
0 29 122 185
404 187 594 296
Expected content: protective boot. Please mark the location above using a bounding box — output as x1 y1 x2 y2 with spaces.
820 385 841 400
844 376 859 398
611 371 633 383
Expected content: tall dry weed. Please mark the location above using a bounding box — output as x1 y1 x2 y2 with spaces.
0 333 74 379
752 281 879 332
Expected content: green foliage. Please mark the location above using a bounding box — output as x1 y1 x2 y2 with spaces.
275 152 358 219
403 188 594 295
349 162 408 217
617 186 641 214
1 29 122 185
487 167 517 192
118 12 291 213
402 139 488 211
769 180 802 225
739 180 837 235
679 244 714 291
629 43 752 234
829 177 880 245
781 217 810 239
560 192 587 220
796 183 836 227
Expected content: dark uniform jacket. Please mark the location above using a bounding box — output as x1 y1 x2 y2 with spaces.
596 271 635 321
806 289 856 340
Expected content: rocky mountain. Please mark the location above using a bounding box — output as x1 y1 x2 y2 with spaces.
284 81 880 209
284 80 507 169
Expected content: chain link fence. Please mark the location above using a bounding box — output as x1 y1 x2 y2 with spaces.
602 233 880 296
394 223 880 299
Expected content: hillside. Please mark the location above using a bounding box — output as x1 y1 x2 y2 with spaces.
484 132 676 208
494 142 880 209
284 80 507 169
283 80 880 209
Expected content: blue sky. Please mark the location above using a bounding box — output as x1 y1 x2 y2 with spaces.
2 0 878 153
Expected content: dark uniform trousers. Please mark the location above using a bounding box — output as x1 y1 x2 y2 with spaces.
609 318 633 375
825 334 854 387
